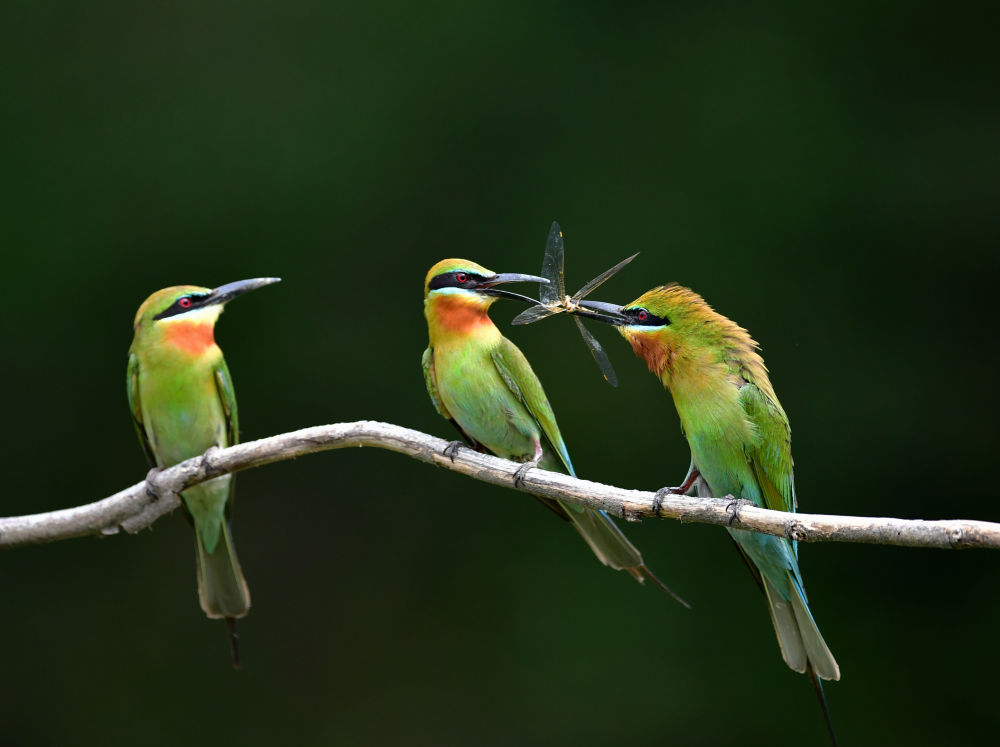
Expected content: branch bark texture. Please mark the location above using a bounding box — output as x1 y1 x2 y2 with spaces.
1 421 997 551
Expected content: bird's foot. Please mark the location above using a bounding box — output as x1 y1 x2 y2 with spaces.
652 486 688 516
657 467 701 502
144 467 165 501
442 440 464 462
513 457 542 488
725 498 756 526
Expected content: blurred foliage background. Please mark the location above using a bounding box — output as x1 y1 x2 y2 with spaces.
1 2 998 745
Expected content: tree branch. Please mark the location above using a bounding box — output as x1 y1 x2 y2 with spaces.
1 420 997 550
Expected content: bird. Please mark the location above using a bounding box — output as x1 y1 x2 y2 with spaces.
126 277 280 667
422 258 686 604
575 284 839 740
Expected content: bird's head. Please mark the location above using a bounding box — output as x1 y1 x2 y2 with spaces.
424 258 546 334
577 284 752 378
132 278 281 353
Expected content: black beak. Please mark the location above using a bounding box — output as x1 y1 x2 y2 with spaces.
206 277 282 306
477 272 548 305
574 299 628 326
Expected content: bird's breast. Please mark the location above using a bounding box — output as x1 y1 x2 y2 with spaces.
433 345 538 461
137 358 229 466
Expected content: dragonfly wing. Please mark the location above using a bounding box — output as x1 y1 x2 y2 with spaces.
571 252 639 301
573 315 619 387
512 304 561 325
539 221 566 305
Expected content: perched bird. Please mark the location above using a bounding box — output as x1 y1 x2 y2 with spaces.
422 259 686 604
127 278 280 666
575 285 839 739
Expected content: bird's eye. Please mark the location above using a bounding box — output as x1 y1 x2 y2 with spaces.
627 306 668 326
456 272 468 283
178 297 192 309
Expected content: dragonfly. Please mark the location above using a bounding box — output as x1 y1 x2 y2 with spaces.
512 221 637 386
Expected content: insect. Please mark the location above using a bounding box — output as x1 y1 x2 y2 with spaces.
512 221 637 386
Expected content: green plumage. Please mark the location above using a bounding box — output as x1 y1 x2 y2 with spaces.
611 284 839 681
422 259 667 584
424 333 650 573
127 286 252 623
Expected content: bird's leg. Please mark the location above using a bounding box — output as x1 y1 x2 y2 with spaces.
725 498 756 526
652 465 701 515
671 465 701 495
513 440 544 488
443 419 478 461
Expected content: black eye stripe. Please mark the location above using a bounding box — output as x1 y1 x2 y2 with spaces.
427 271 488 291
624 306 669 327
153 293 210 320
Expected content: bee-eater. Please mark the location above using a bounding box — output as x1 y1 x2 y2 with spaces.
575 285 839 736
422 259 686 604
126 277 280 666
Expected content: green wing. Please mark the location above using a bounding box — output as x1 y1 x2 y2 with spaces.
214 358 239 449
490 336 575 477
421 347 451 420
738 382 795 514
126 353 157 466
737 385 838 680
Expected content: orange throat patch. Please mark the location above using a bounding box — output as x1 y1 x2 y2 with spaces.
164 321 217 356
430 294 492 333
627 330 672 378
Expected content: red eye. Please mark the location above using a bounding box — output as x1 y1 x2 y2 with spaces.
178 297 192 308
637 309 648 322
456 272 468 283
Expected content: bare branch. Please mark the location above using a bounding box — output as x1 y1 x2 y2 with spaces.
1 420 997 550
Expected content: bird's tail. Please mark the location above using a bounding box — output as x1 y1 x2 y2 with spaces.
195 520 251 621
762 571 839 681
809 662 839 746
562 503 688 607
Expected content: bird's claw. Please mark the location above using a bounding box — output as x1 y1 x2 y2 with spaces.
726 498 755 526
513 461 537 488
442 441 464 462
652 486 685 517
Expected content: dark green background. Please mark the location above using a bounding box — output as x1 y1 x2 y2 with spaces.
2 2 997 745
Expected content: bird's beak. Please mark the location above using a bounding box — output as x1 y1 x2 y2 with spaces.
573 299 629 326
206 277 282 306
477 273 549 305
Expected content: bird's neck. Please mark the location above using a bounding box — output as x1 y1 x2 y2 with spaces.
425 294 500 347
644 329 776 447
627 331 677 381
133 320 222 365
666 345 740 402
163 319 217 356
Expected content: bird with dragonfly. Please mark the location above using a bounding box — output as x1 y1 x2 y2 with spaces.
509 221 840 744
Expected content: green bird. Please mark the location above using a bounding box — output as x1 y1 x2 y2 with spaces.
127 277 280 666
422 259 686 604
574 285 839 738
